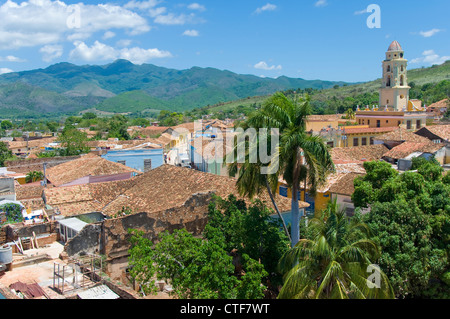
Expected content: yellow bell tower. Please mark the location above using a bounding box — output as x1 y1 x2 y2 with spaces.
379 41 410 111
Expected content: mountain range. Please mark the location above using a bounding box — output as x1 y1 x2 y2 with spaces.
0 59 349 118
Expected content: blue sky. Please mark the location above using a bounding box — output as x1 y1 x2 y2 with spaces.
0 0 449 83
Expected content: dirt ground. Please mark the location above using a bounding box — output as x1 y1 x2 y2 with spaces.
0 241 173 299
0 242 67 299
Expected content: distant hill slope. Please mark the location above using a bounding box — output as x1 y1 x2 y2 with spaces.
0 59 349 117
194 61 450 115
312 60 450 102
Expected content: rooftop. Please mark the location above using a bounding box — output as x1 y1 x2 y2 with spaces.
343 126 397 135
417 124 450 142
330 144 389 164
45 154 140 187
387 40 402 52
101 164 298 216
374 127 430 143
328 172 365 196
382 141 445 160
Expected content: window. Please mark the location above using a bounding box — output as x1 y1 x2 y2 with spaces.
416 120 421 129
386 120 389 123
353 138 359 147
361 137 367 146
387 76 391 87
407 120 412 129
368 120 370 125
398 121 401 126
401 65 404 72
400 75 404 86
327 141 334 148
387 65 391 72
377 120 381 128
144 159 152 172
370 137 374 145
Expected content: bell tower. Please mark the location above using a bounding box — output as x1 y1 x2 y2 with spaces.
379 41 410 111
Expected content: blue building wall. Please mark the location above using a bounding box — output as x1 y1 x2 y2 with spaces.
101 149 164 173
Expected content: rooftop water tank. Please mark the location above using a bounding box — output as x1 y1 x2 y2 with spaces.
0 244 13 265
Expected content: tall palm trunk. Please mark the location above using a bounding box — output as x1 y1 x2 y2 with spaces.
291 181 300 247
265 177 291 244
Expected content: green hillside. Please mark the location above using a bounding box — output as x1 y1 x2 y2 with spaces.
0 59 448 119
0 59 349 118
192 61 450 117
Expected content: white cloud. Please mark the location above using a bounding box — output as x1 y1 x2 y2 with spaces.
182 29 199 37
40 44 63 62
103 31 116 40
0 55 26 62
315 0 328 7
69 40 172 64
419 28 443 38
70 41 120 62
116 39 133 47
188 3 206 12
149 6 167 17
124 0 161 10
0 68 13 75
410 50 450 65
254 61 282 71
354 8 367 15
154 12 197 25
255 3 277 14
119 47 172 64
0 0 151 49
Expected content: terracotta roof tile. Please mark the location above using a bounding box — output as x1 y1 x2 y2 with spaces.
382 141 445 160
328 173 365 196
419 125 450 141
375 127 430 143
343 127 397 134
101 165 300 216
330 144 389 164
45 154 140 187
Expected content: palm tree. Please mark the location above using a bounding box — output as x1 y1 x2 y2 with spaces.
277 200 394 299
25 171 44 183
345 108 356 120
227 135 291 243
237 92 334 247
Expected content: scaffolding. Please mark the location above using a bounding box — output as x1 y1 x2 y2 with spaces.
53 254 104 295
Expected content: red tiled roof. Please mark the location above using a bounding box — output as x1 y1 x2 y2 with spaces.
328 173 365 196
330 144 389 164
375 127 430 143
419 125 450 141
101 165 299 216
382 141 444 160
343 127 397 134
45 154 140 187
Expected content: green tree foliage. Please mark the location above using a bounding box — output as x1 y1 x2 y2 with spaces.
1 120 13 130
158 110 184 126
241 92 334 247
128 195 290 299
25 171 44 183
353 160 450 298
0 203 23 225
277 200 394 299
106 115 130 140
0 141 13 167
58 127 89 156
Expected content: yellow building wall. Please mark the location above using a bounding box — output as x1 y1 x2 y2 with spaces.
356 117 402 128
306 120 340 132
277 182 331 216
